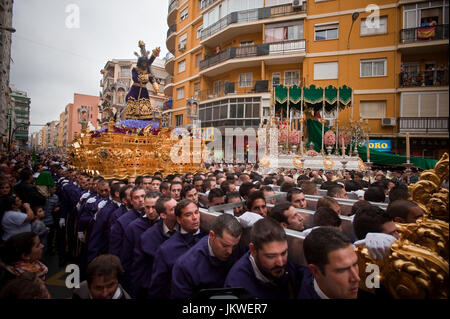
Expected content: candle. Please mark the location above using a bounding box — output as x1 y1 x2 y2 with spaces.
366 135 370 163
406 133 410 164
341 137 345 157
335 122 339 151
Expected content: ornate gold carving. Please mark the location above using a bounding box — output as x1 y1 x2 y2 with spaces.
356 153 449 298
293 156 303 168
67 121 205 179
396 218 449 261
125 97 156 120
323 157 334 169
383 240 448 299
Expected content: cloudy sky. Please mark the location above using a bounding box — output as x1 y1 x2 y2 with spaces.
10 0 169 134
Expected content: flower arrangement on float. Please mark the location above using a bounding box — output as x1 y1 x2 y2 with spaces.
278 128 288 144
323 130 336 146
289 130 302 144
306 149 319 156
338 131 351 146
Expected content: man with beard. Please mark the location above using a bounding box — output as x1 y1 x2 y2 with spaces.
224 218 305 298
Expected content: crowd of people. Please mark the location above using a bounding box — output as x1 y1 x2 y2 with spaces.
0 149 440 299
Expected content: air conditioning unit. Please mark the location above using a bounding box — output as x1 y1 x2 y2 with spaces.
178 43 186 52
381 117 396 127
292 0 302 9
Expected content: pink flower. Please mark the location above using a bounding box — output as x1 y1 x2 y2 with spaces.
323 130 336 146
338 131 351 146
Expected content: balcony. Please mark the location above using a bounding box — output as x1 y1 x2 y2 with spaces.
399 24 449 53
164 75 173 97
165 54 175 75
200 0 220 11
199 39 306 76
200 4 306 47
198 80 269 101
168 0 178 26
399 117 448 133
400 24 448 43
166 24 177 54
399 69 449 87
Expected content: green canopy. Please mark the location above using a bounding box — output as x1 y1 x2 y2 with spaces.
274 85 288 104
306 119 437 170
273 84 352 113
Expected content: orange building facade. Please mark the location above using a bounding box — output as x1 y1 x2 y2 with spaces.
164 0 448 159
64 93 99 146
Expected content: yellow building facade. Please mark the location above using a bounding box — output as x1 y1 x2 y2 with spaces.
164 0 448 159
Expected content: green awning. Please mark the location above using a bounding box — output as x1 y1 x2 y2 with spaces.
274 84 352 113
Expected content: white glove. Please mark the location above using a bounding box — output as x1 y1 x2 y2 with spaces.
78 232 85 242
59 218 66 228
236 211 264 228
354 232 397 260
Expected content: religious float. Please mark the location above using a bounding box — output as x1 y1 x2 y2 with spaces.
258 83 370 172
68 41 206 179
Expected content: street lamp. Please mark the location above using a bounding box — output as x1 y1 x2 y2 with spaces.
347 12 360 49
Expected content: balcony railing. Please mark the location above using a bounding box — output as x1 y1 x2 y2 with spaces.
199 39 306 71
167 24 177 38
399 69 449 87
399 117 448 133
400 24 449 43
201 4 305 40
168 0 177 12
198 80 269 101
199 0 219 10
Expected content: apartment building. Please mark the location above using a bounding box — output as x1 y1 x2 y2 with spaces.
10 89 31 149
64 93 99 146
164 0 448 159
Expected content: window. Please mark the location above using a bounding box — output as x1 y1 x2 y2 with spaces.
213 80 222 95
195 53 201 67
272 72 281 87
314 23 339 40
360 59 386 77
239 73 252 87
120 66 131 77
360 101 386 119
180 7 188 21
177 86 185 100
178 60 186 73
314 62 338 80
179 33 187 46
284 71 300 86
361 16 388 35
240 40 254 46
403 1 449 28
197 25 203 39
265 20 304 43
194 82 201 97
176 114 183 126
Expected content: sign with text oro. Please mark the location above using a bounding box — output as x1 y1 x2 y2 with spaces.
365 139 392 152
